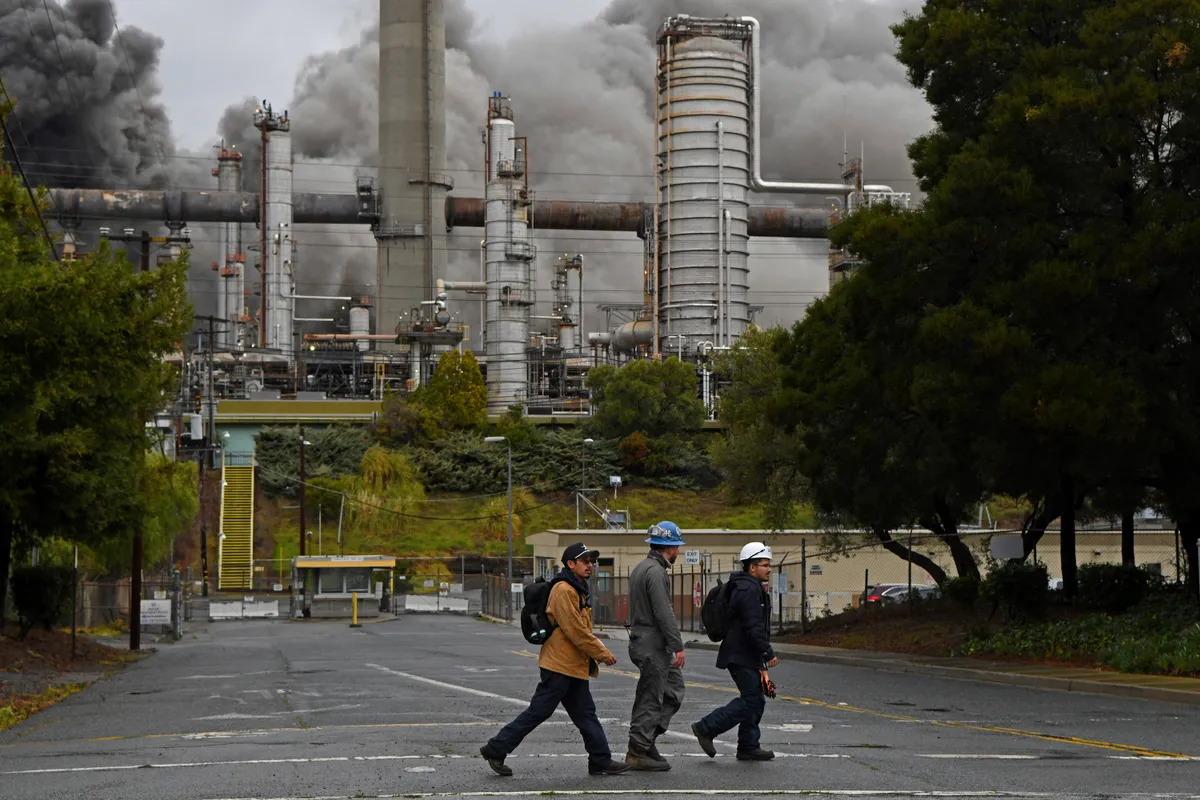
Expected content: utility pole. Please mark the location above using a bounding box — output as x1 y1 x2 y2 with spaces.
131 529 143 651
193 315 228 597
140 230 150 272
299 426 307 557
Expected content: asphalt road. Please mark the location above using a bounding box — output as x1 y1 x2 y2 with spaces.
1 613 1199 800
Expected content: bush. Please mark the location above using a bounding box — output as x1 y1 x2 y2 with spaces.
1077 563 1151 613
943 575 981 613
11 565 75 640
983 561 1049 622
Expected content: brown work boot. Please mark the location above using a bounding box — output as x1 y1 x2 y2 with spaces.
625 745 671 771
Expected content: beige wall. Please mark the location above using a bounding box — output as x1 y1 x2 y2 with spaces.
529 528 1182 618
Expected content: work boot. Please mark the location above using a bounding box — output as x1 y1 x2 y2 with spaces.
691 722 716 758
625 745 671 771
736 747 775 761
479 744 513 776
588 758 632 775
646 742 667 763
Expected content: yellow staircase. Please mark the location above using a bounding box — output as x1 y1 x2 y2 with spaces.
219 454 255 590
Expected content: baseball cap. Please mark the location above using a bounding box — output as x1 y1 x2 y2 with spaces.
561 542 600 564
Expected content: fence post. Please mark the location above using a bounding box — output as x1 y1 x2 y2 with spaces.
800 538 807 635
863 568 869 607
907 533 914 613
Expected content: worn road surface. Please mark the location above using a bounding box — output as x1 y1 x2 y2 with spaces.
1 614 1198 800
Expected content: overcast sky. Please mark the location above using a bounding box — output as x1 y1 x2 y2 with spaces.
115 0 613 150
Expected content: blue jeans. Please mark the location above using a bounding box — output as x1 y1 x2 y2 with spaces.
696 664 765 750
487 668 612 766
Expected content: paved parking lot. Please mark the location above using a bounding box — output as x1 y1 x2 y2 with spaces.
1 614 1198 799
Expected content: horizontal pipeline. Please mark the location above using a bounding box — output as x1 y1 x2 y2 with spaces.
47 190 830 239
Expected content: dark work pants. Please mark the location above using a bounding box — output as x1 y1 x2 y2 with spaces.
695 664 765 750
626 632 685 752
487 668 611 766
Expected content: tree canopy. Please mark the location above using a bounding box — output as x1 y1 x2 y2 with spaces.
1 131 191 628
587 357 704 439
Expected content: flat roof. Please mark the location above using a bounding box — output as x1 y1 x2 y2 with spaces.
294 555 397 569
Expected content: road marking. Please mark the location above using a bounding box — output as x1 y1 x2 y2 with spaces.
917 754 1040 760
193 792 1200 799
365 663 736 750
538 652 1197 761
193 703 364 721
0 751 849 776
178 671 277 680
768 723 813 732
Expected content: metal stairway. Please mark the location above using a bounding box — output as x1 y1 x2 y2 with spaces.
218 454 255 590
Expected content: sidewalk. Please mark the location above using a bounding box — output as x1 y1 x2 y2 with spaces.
688 640 1200 707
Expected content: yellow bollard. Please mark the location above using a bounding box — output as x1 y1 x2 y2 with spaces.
350 591 362 628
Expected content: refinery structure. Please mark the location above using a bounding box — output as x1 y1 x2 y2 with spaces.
46 3 911 417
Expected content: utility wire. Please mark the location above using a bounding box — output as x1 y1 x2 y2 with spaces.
0 76 58 260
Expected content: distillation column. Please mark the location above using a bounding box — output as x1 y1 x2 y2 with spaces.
484 95 535 411
215 145 244 348
254 102 294 353
656 21 752 357
376 0 452 346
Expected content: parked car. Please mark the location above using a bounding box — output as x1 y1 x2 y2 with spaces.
860 583 908 605
879 584 941 604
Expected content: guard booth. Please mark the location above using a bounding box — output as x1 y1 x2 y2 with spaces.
290 555 396 619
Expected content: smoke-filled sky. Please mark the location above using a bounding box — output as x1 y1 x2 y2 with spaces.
1 0 930 336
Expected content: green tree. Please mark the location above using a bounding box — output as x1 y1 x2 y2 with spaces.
818 0 1200 595
0 150 190 628
587 357 704 439
420 349 487 430
711 327 807 531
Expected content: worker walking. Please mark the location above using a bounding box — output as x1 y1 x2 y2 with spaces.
623 521 688 770
480 542 631 777
691 541 778 762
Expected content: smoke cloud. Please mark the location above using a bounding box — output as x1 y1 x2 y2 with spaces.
8 0 931 331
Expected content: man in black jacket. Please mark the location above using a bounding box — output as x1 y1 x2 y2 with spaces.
690 541 777 761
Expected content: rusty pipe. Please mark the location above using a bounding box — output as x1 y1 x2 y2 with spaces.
445 196 827 238
304 334 397 341
48 189 366 225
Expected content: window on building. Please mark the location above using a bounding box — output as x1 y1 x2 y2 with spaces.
345 569 370 593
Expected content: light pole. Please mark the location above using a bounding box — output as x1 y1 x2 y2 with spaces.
579 438 594 529
298 429 311 556
217 533 226 591
485 436 513 618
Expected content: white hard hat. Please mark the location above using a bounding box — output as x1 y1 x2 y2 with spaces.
739 542 772 563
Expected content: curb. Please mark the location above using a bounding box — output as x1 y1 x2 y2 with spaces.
687 642 1200 707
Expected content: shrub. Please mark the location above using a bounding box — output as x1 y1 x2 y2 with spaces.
11 565 75 640
1077 563 1152 613
943 575 981 613
983 561 1049 622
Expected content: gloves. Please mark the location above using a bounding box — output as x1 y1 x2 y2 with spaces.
760 669 777 699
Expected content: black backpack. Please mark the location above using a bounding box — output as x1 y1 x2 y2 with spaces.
520 577 563 645
700 578 734 642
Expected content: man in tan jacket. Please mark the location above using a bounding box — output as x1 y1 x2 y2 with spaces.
480 542 630 777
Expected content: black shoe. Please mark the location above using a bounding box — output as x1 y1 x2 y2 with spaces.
691 722 716 758
646 742 667 763
480 745 513 776
737 747 775 761
589 758 632 775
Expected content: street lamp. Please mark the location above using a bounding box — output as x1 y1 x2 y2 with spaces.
299 428 312 556
579 438 594 529
484 436 514 619
217 533 226 591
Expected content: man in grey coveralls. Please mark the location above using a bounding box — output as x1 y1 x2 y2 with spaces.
623 521 688 770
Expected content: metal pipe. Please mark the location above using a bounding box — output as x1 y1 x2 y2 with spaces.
723 209 732 346
304 334 397 341
611 320 655 352
717 120 724 348
47 189 365 224
446 197 827 238
282 292 354 301
294 317 335 322
740 16 893 196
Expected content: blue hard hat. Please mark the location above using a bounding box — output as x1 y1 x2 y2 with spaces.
646 521 686 547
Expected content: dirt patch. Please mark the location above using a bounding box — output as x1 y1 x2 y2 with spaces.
1 620 141 731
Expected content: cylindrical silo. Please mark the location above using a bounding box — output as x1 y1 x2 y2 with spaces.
484 96 534 411
349 300 371 352
215 145 243 349
376 0 450 350
656 20 752 356
254 103 294 354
